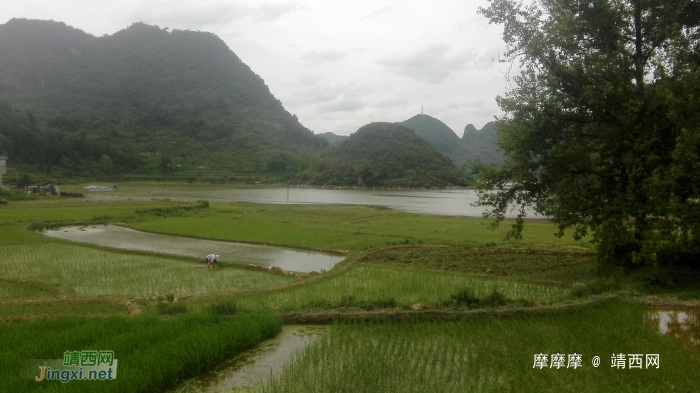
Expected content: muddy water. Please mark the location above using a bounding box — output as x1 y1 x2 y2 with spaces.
650 308 700 350
43 225 345 273
169 325 326 393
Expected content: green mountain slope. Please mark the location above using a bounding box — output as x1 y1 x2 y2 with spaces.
461 122 503 164
0 19 326 177
318 132 348 146
297 122 467 188
397 114 471 166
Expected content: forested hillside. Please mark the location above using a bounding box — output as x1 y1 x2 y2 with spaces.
294 122 468 188
0 19 326 179
461 122 503 164
397 114 470 166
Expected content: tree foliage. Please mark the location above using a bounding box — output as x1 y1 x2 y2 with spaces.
294 123 468 188
475 0 700 268
0 19 326 176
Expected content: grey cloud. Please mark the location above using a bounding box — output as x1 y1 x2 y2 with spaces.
319 95 366 112
253 2 306 21
361 6 393 20
374 95 410 109
128 1 303 28
380 45 484 84
300 50 347 65
294 79 372 106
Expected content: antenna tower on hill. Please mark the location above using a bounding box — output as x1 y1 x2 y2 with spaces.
421 106 423 115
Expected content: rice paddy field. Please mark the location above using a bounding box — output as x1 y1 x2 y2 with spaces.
1 313 283 393
256 302 699 392
1 187 698 392
233 265 568 312
0 225 296 300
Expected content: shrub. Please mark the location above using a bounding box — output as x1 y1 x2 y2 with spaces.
569 283 588 298
205 300 238 316
156 302 188 315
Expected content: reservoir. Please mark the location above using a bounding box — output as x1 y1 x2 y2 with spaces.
83 184 536 218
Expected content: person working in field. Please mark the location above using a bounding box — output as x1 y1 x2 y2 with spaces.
205 254 220 268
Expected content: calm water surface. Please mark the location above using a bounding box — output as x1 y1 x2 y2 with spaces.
650 308 700 350
43 225 345 273
84 185 532 218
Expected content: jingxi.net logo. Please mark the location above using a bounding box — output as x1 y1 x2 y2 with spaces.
30 350 118 383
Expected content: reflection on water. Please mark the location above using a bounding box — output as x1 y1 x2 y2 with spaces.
84 185 536 218
649 309 700 350
169 325 326 393
43 226 345 273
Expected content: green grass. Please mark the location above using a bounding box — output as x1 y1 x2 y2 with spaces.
129 204 592 253
362 245 598 284
1 189 592 255
1 313 282 393
0 299 128 319
232 265 568 312
0 277 59 301
0 201 179 224
0 224 295 301
256 302 698 392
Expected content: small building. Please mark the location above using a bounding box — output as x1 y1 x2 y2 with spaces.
0 155 6 187
29 181 60 196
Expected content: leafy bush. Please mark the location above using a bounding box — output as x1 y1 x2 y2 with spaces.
441 287 525 308
569 283 588 298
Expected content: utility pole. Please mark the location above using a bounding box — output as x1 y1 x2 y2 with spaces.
286 181 290 204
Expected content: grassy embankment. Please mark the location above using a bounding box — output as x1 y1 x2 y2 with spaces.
1 312 282 393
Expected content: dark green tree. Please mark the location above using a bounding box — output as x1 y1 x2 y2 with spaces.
159 154 173 173
475 0 700 268
99 154 114 176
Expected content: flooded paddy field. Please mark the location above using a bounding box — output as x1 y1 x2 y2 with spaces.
43 225 345 273
254 302 700 392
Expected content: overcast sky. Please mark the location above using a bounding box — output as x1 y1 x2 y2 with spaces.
1 0 509 137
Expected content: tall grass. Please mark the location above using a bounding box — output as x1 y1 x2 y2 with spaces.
235 266 567 311
1 313 282 393
257 302 698 392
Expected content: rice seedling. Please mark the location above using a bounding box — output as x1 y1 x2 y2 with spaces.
1 313 282 393
0 242 295 299
0 298 127 319
256 302 699 392
235 266 567 312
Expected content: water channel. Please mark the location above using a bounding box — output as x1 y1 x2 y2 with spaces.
169 325 326 393
43 225 345 273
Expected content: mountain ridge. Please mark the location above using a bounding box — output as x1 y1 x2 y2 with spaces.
0 19 325 177
296 122 468 188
